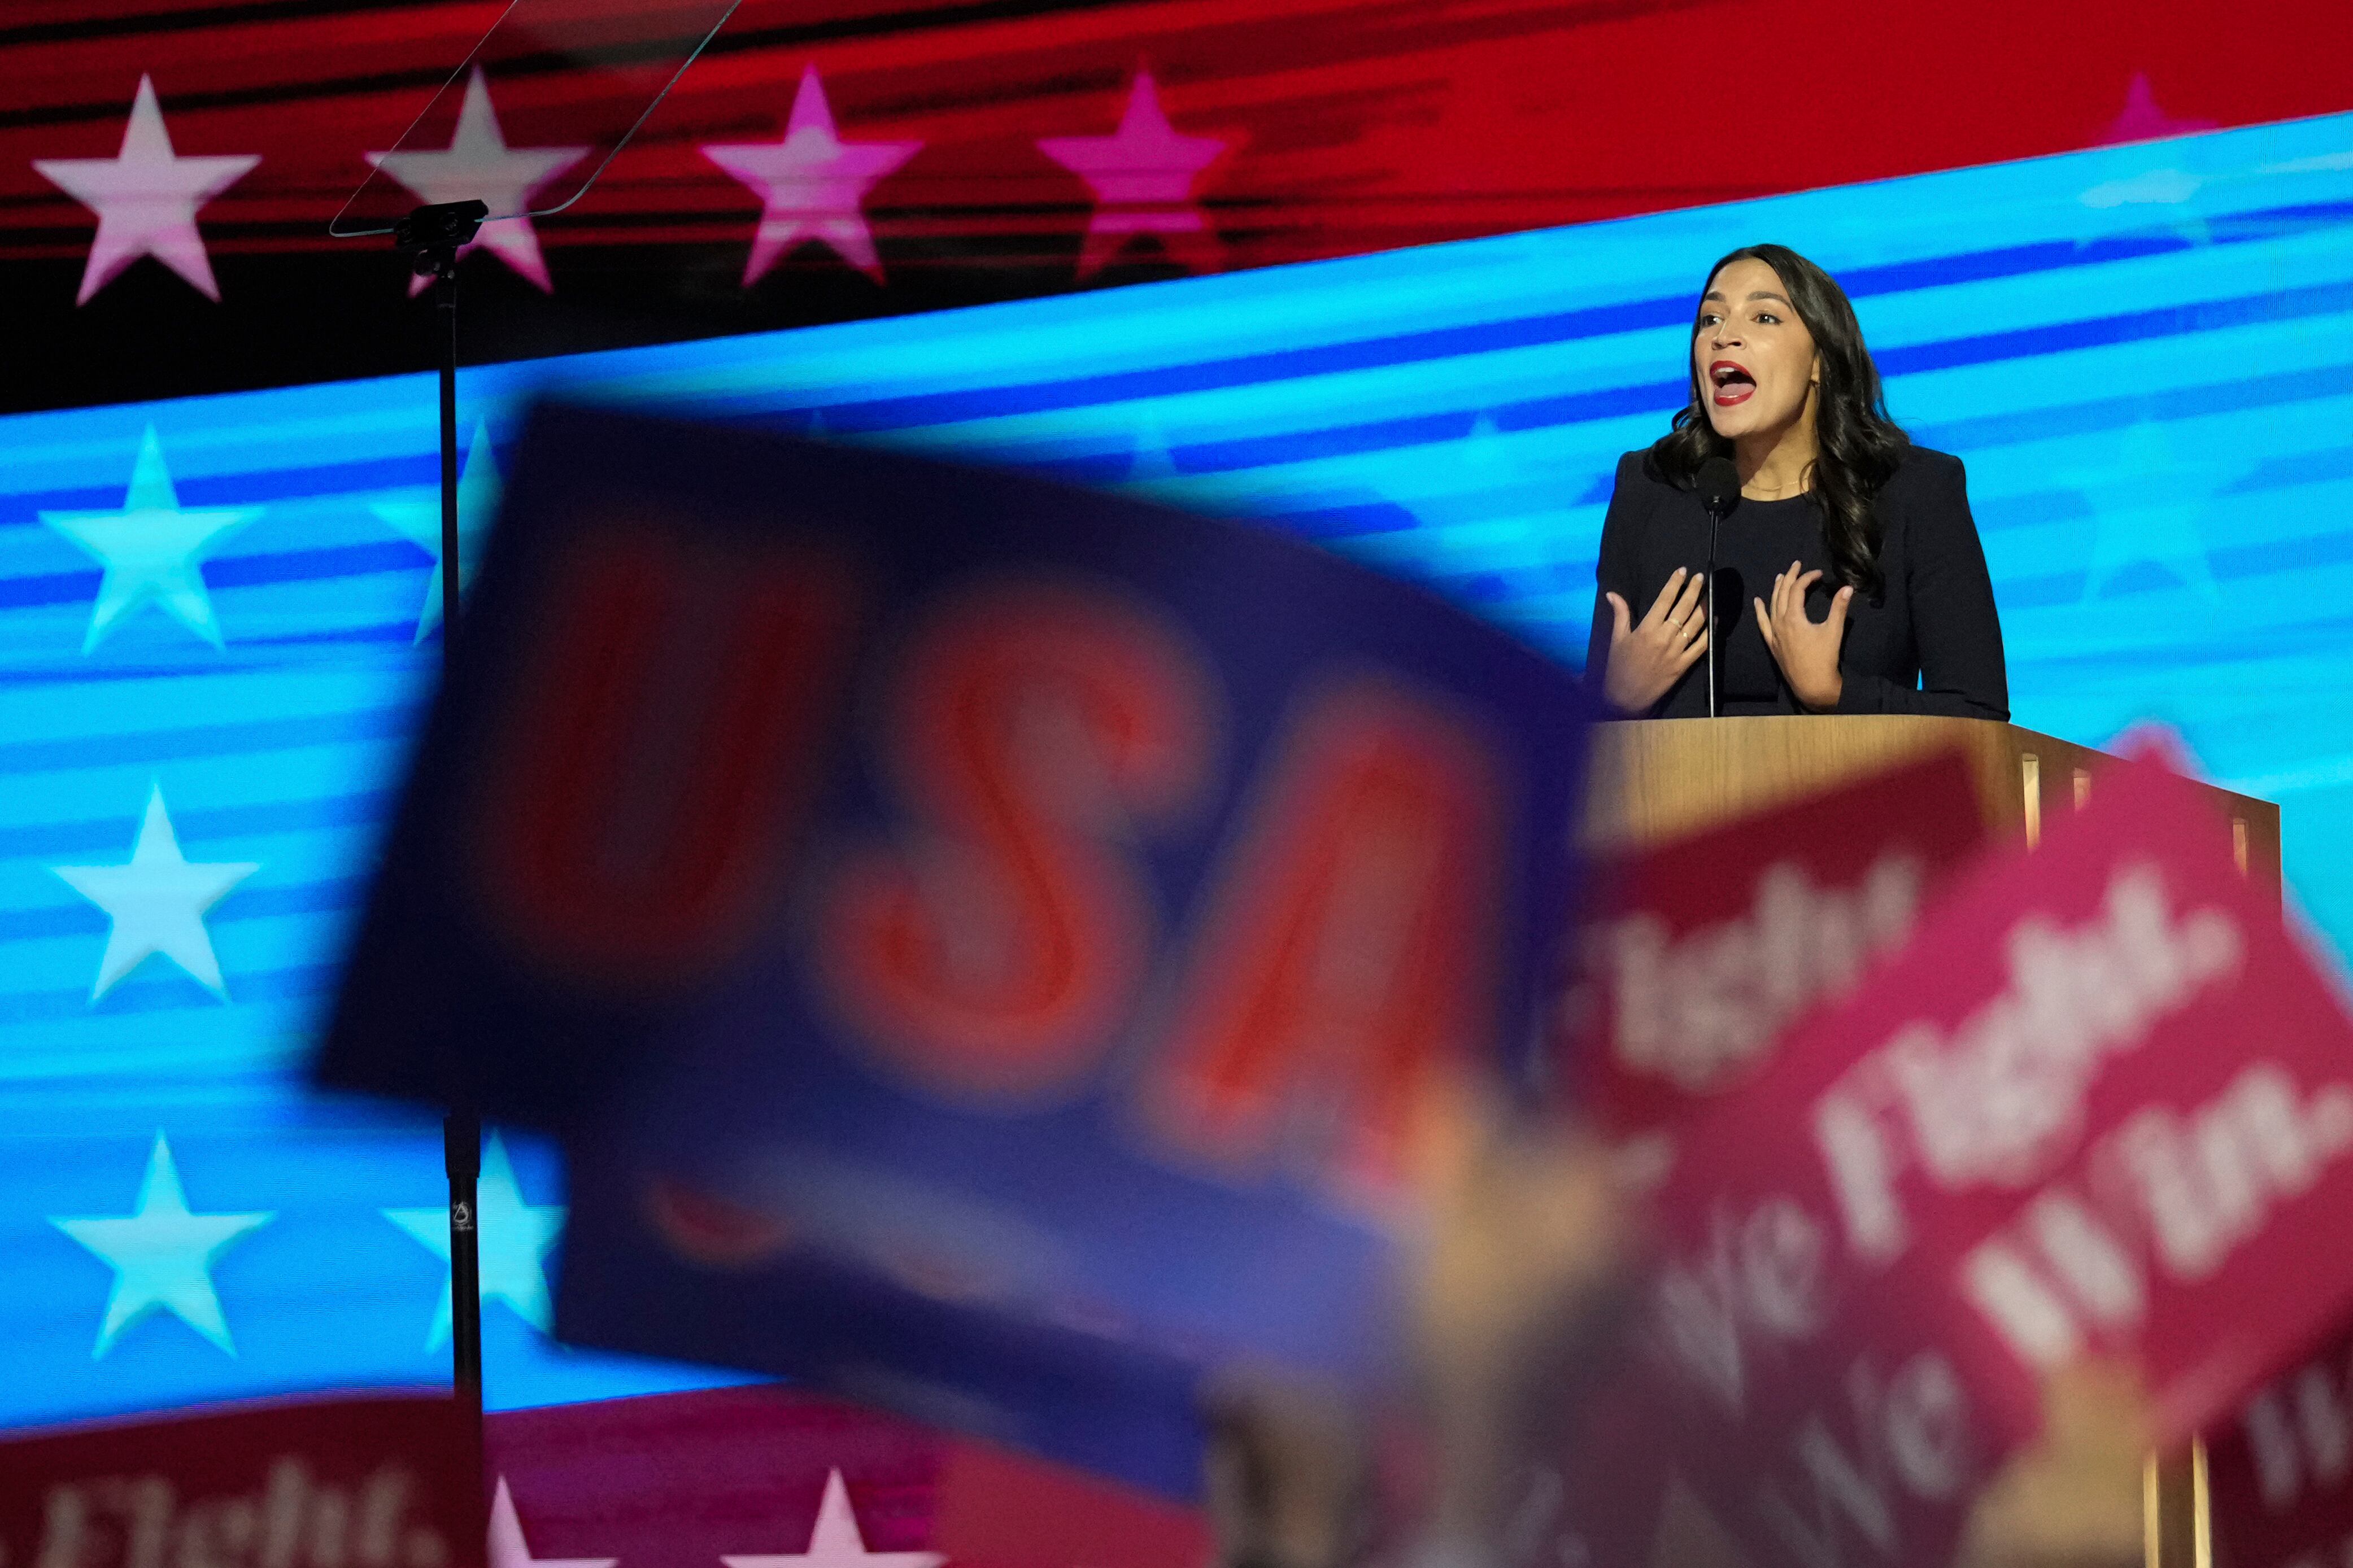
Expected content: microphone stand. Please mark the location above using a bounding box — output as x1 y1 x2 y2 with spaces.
392 196 489 1496
1704 500 1728 719
334 9 738 1520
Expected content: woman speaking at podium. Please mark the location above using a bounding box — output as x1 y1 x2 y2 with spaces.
1586 244 2008 720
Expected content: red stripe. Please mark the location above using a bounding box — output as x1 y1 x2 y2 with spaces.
2 0 2343 272
482 1383 1211 1568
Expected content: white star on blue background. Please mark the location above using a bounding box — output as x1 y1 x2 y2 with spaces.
2068 420 2229 601
1122 410 1182 485
39 424 260 651
50 783 259 1001
383 1133 564 1349
371 419 501 641
2077 165 2212 247
50 1133 273 1357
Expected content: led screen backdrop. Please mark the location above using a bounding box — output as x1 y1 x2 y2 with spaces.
3 107 2350 1435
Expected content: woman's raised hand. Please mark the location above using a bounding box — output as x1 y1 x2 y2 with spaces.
1602 567 1710 715
1754 560 1851 711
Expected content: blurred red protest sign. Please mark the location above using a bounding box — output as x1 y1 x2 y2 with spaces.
1561 748 1990 1154
1639 753 2353 1568
1545 749 1989 1563
2210 1321 2353 1568
0 1392 481 1568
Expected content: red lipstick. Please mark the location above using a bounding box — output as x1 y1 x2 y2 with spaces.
1710 359 1755 408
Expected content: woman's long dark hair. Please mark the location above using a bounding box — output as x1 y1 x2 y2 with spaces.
1649 243 1908 597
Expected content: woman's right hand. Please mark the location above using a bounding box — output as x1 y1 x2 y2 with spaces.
1602 567 1710 714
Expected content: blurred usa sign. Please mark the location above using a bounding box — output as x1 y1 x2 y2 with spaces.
317 403 1596 1497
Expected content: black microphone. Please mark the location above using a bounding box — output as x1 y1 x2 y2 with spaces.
1696 457 1740 718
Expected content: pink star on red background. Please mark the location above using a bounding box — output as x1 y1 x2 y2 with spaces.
487 1477 616 1568
721 1469 943 1568
1038 69 1229 278
34 75 260 305
365 68 589 294
701 65 923 286
2098 72 2217 146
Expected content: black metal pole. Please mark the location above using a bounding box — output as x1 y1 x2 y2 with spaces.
408 212 486 1501
1705 508 1723 718
434 268 485 1419
443 1100 483 1434
437 263 464 676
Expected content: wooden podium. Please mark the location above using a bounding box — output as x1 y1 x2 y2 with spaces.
1581 714 2281 896
1576 715 2282 1568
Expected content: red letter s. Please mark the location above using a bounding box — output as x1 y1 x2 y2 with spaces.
814 582 1217 1100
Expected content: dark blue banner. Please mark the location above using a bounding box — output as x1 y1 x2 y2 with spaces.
317 403 1594 1495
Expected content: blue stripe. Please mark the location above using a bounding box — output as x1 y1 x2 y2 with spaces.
0 453 445 523
0 876 368 942
0 790 401 861
1913 366 2348 454
739 217 2348 439
0 543 430 612
817 279 2345 483
0 703 423 776
0 962 341 1024
1876 282 2350 377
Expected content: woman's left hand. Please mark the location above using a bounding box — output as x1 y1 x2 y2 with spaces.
1755 560 1851 711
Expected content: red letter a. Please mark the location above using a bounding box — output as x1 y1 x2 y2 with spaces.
1150 679 1506 1194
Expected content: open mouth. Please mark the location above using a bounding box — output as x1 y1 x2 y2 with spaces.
1710 360 1755 407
